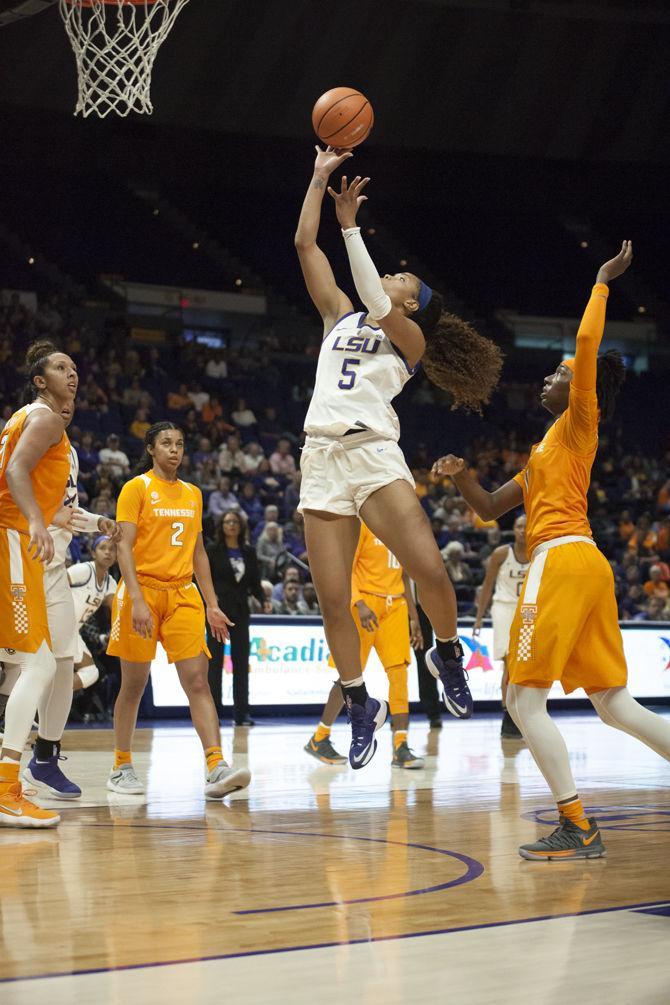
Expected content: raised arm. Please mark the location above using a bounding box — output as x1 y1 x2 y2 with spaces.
473 546 507 634
329 177 425 369
294 146 355 329
6 409 65 563
432 455 524 523
573 241 633 392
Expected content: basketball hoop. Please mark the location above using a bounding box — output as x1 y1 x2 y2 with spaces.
59 0 189 118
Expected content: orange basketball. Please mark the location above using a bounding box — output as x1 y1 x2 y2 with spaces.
312 87 374 149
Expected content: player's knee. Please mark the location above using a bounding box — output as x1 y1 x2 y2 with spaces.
320 594 352 626
387 665 409 715
24 641 57 690
182 671 210 698
413 555 449 595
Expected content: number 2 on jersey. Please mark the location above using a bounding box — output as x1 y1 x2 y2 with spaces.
338 357 360 390
171 521 184 547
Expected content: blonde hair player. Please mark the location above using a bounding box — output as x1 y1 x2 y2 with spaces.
473 514 529 738
106 422 250 800
304 521 425 769
0 340 76 827
435 242 670 860
295 146 502 769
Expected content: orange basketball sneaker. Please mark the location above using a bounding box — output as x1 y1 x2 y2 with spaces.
0 781 61 828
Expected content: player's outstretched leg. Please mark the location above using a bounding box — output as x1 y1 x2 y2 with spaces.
507 684 605 860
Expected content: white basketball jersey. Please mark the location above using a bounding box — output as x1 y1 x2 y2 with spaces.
67 561 117 626
492 545 530 604
48 445 80 569
303 311 418 441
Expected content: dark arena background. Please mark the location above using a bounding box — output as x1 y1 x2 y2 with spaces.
0 2 668 1003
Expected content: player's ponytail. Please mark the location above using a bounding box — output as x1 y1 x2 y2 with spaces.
413 291 503 412
23 339 60 403
133 421 183 475
596 350 625 423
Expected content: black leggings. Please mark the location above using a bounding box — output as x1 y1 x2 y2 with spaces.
207 618 251 723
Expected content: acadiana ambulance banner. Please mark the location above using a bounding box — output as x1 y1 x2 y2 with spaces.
149 618 670 708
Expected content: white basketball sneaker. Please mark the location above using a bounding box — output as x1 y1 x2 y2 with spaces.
204 762 251 800
107 764 145 795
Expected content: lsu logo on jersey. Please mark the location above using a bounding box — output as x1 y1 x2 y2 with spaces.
331 332 381 355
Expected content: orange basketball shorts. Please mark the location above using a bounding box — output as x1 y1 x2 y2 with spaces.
107 578 211 664
328 594 411 712
507 538 627 695
0 527 51 655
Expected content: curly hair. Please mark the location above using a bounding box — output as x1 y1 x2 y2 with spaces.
23 339 60 402
414 292 503 412
596 350 626 423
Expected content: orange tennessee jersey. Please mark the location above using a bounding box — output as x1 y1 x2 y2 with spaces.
0 402 70 533
514 284 608 557
117 472 202 583
351 522 404 603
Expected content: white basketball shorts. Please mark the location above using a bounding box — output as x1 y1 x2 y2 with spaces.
298 432 415 517
491 600 517 661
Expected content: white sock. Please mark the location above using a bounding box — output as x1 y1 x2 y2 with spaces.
506 684 577 802
38 657 75 743
341 675 365 689
590 687 670 760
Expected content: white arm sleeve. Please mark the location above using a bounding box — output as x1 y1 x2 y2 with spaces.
342 227 392 321
75 508 102 533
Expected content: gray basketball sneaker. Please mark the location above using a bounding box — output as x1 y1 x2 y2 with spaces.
204 762 251 800
304 735 347 764
392 742 425 770
519 816 606 861
107 764 145 795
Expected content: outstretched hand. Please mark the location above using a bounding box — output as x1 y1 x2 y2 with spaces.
327 174 370 229
431 455 465 479
596 240 633 285
314 145 353 178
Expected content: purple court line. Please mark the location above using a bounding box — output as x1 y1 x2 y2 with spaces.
50 819 484 912
2 897 669 985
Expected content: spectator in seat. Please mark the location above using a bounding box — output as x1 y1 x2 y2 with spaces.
98 433 129 481
277 580 303 616
256 522 284 580
122 376 144 409
188 381 210 413
218 433 247 474
129 407 151 441
231 396 257 430
193 436 215 468
643 565 669 600
441 541 473 585
205 350 228 381
239 481 264 528
272 566 301 603
166 382 192 411
243 441 266 474
636 595 666 623
202 393 224 425
269 437 297 477
298 583 320 614
207 476 240 520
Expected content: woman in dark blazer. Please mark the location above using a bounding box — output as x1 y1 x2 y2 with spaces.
206 510 270 725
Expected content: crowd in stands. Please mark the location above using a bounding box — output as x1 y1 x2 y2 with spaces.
1 291 669 626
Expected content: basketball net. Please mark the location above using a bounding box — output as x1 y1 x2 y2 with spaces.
58 0 190 118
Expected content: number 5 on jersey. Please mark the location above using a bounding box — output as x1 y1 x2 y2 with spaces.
338 357 360 390
171 521 184 547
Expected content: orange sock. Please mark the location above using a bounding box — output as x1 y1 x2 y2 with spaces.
314 723 331 742
0 760 20 791
114 749 132 770
558 796 590 830
205 745 224 773
393 731 408 750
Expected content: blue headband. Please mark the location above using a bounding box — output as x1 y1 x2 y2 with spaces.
92 534 111 551
417 281 433 312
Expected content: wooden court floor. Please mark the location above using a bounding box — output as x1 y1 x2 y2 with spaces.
1 712 669 1004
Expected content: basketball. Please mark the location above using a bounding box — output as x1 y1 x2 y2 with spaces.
312 87 374 149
